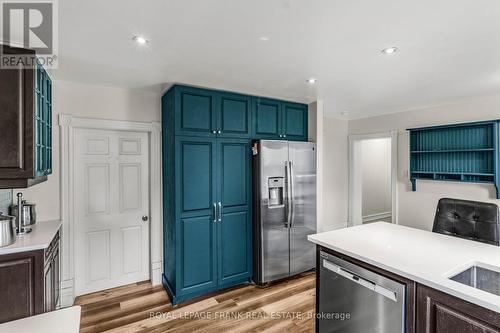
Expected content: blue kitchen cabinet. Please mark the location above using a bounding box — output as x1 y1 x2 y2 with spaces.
171 84 308 140
174 86 217 137
217 139 252 287
175 137 218 296
162 135 252 304
282 102 308 141
252 98 308 141
163 88 252 304
173 85 252 138
216 92 252 138
252 97 282 139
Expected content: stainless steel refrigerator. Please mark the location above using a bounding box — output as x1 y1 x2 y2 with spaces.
252 140 317 285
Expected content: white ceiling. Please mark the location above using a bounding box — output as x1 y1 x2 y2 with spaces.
54 0 500 119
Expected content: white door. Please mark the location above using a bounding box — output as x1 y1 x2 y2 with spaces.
74 128 150 296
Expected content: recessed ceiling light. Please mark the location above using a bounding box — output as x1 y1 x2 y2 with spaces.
132 35 149 44
381 47 398 54
306 78 317 84
259 36 270 41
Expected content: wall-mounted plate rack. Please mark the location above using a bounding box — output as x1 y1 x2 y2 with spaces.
408 120 500 198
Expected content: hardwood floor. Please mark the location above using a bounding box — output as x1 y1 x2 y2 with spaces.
75 273 316 333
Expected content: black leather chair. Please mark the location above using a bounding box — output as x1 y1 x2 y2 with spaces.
432 198 500 246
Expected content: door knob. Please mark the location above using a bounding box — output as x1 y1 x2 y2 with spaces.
142 215 149 222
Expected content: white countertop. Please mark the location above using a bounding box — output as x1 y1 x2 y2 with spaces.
0 220 61 255
0 306 80 333
308 222 500 313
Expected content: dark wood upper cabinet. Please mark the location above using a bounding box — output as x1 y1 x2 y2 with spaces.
416 283 500 333
0 45 52 188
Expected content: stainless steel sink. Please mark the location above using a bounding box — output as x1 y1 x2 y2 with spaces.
450 265 500 296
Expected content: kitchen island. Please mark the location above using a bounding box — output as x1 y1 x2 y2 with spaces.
309 222 500 332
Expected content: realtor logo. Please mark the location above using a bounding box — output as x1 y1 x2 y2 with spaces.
1 0 58 68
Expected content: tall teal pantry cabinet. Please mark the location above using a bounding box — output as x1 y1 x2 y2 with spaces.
162 85 308 304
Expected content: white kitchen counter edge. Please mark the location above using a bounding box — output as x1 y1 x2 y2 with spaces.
0 306 80 333
0 220 61 255
308 223 500 314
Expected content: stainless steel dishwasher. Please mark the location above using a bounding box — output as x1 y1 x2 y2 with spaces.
318 251 406 333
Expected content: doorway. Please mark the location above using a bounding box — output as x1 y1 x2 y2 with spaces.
74 128 150 296
348 131 398 226
58 115 162 307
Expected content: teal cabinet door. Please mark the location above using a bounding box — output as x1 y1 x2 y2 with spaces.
175 136 217 295
175 86 217 137
282 102 307 141
216 139 251 286
35 64 52 177
179 215 217 294
216 92 251 138
252 98 282 139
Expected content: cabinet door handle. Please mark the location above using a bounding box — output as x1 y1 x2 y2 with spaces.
218 130 221 134
218 202 222 222
212 130 217 134
213 203 217 223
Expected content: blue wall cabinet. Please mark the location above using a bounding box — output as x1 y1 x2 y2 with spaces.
173 86 252 138
217 92 252 138
0 46 52 188
253 98 308 141
282 102 308 141
252 98 282 139
174 86 217 137
170 84 308 140
408 121 500 198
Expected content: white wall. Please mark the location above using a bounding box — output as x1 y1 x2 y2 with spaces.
321 115 349 231
361 138 391 217
349 93 500 231
15 80 160 222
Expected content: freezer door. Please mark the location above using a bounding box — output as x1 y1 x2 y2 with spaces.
259 140 290 282
289 141 317 276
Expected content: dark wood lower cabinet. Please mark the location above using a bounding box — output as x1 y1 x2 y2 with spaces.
0 231 60 323
417 284 500 333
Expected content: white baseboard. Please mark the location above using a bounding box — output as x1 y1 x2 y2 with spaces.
362 211 391 223
151 261 163 286
60 279 75 308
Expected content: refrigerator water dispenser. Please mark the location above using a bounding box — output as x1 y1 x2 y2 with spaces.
268 177 284 207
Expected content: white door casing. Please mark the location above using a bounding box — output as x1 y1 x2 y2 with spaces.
74 129 149 296
59 115 162 307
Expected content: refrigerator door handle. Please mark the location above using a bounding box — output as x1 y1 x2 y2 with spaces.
285 161 292 228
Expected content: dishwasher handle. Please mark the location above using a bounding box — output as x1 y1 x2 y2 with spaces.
323 259 398 302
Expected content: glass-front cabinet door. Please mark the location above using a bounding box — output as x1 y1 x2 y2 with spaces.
35 63 52 177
